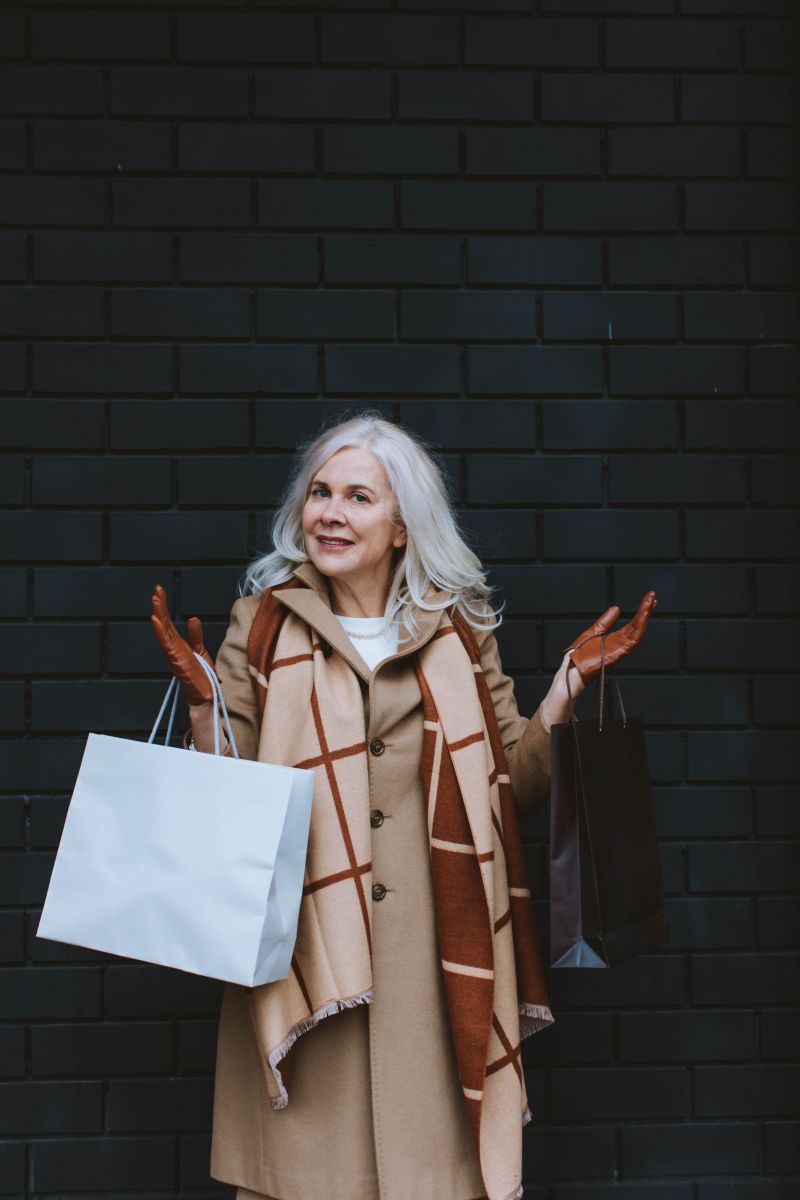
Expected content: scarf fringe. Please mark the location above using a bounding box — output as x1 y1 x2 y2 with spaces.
267 987 375 1110
519 1002 555 1041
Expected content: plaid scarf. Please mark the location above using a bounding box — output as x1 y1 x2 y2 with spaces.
245 578 554 1200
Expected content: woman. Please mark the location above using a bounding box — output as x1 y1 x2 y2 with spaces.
151 412 656 1200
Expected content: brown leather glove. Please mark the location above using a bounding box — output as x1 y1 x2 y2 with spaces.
150 583 218 706
564 591 657 683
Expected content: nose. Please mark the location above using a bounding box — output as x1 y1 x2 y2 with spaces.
320 492 346 523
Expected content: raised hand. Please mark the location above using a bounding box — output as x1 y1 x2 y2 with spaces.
563 591 658 684
150 584 217 706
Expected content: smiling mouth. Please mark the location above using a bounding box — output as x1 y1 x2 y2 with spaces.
317 536 353 546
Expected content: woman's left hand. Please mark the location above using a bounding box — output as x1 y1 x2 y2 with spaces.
539 591 657 732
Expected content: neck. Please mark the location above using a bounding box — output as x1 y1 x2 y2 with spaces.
326 576 391 620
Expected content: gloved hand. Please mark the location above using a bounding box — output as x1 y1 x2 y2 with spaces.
564 591 658 684
150 583 218 706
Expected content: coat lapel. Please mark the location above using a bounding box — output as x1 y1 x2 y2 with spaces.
273 560 450 684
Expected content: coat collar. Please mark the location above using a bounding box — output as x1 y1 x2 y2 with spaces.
274 560 452 684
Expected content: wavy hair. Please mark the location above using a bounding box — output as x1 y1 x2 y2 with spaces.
238 408 505 645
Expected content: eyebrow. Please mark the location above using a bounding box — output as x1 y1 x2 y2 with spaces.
311 479 376 495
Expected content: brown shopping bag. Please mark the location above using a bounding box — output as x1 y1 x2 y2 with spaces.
549 635 668 968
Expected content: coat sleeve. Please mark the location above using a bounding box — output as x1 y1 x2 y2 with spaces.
182 595 260 762
477 627 551 818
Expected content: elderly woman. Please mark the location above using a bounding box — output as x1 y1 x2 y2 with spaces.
151 413 655 1200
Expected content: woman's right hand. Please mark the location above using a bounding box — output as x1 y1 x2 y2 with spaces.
150 583 218 706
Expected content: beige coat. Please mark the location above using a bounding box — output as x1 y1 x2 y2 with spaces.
191 562 552 1200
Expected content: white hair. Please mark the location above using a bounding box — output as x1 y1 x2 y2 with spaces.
238 408 505 645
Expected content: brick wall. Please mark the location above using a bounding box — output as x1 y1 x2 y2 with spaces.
0 1 798 1197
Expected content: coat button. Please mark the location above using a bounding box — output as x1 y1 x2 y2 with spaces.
372 883 387 901
370 809 384 828
369 737 385 756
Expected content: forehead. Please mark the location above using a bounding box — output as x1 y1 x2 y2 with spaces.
315 445 387 485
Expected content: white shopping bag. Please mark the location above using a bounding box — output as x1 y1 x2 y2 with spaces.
36 655 314 987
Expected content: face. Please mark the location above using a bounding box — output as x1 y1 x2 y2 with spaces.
302 446 407 589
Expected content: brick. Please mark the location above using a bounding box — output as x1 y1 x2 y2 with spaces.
179 13 314 62
746 21 797 69
685 184 798 231
549 955 686 1009
524 1014 613 1070
542 0 672 9
0 854 56 905
110 513 249 562
609 129 739 177
260 180 393 228
469 236 601 285
551 1067 689 1119
747 130 798 179
32 10 169 58
458 510 536 559
0 177 103 226
111 399 250 449
182 233 317 283
686 401 798 449
750 346 799 396
180 124 315 173
654 788 752 838
765 1122 800 1173
255 69 391 120
398 72 533 120
31 1022 172 1076
690 950 800 1008
106 965 221 1018
0 400 104 448
609 237 744 286
0 1027 25 1076
0 231 25 282
0 66 102 115
543 401 677 449
0 9 24 57
33 343 171 394
255 399 394 449
326 345 459 395
0 798 24 850
606 19 737 66
400 181 537 230
0 682 24 732
179 455 292 505
111 67 246 116
689 733 800 782
467 128 600 177
683 76 797 124
177 1020 218 1072
756 566 800 613
696 1065 800 1117
0 967 102 1020
0 124 25 170
544 292 677 340
749 237 798 286
0 456 24 504
523 1126 615 1182
34 568 173 618
761 1009 800 1059
699 1186 800 1200
465 17 596 65
469 347 602 395
0 287 102 337
0 624 100 673
609 456 744 504
621 1010 756 1062
688 620 799 669
0 513 102 561
326 235 460 285
181 1133 215 1188
545 618 679 671
0 911 24 961
544 184 676 231
753 456 800 503
180 345 315 394
759 898 800 947
0 569 25 618
622 1122 758 1176
0 1082 101 1135
687 511 800 560
397 400 535 450
323 15 457 63
325 126 459 174
402 291 535 340
32 681 169 732
615 564 748 614
490 567 609 616
33 120 171 171
544 510 678 559
690 843 800 893
543 75 673 122
684 293 798 341
259 289 393 338
35 231 171 282
108 1078 212 1132
180 567 248 616
467 455 601 504
756 788 800 836
32 1136 175 1191
612 346 743 395
112 288 249 338
620 676 748 727
114 178 249 227
29 797 69 849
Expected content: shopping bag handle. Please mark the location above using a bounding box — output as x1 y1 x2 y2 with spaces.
565 633 627 732
147 653 240 759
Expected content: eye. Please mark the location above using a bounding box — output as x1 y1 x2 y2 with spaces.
353 493 369 503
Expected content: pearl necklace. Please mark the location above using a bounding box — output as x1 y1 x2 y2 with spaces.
336 616 394 639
